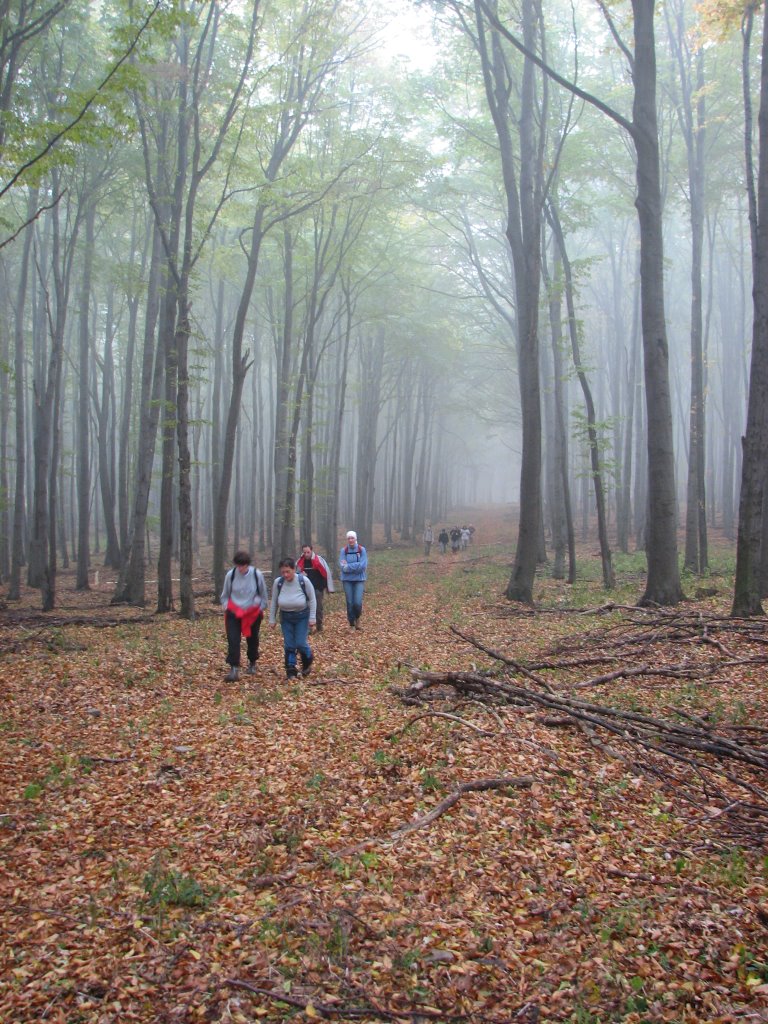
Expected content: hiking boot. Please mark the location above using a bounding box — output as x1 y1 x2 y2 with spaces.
301 657 314 677
246 662 257 676
224 666 240 682
286 666 298 679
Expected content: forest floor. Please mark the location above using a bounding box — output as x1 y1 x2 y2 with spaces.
1 508 768 1024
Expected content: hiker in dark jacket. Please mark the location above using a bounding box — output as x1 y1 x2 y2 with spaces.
297 544 334 633
219 550 268 681
438 528 449 554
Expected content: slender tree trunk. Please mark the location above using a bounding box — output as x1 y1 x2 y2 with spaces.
471 0 545 603
96 299 121 569
156 307 178 613
112 223 164 606
549 203 613 588
0 271 8 582
8 190 36 600
632 0 683 606
76 204 94 589
733 1 768 616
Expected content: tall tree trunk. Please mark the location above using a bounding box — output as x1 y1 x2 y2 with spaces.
471 0 545 603
733 1 768 615
112 222 164 606
0 269 8 582
666 0 708 575
618 263 641 554
76 204 95 589
118 213 142 557
96 295 121 569
156 308 178 613
544 249 574 582
548 202 614 588
319 283 353 557
8 190 36 600
632 0 683 606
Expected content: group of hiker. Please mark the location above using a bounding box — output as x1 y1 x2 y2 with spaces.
220 531 367 681
423 523 474 556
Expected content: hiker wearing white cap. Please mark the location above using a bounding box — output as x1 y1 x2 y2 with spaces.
339 530 367 629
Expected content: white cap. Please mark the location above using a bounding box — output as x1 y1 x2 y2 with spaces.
346 530 357 541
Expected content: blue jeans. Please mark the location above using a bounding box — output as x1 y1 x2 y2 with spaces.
280 610 311 674
342 580 365 625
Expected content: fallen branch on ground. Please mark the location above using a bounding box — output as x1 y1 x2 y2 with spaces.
394 667 768 844
386 710 495 740
390 776 535 839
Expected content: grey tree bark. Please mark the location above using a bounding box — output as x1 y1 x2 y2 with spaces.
8 189 36 600
548 202 613 589
733 0 768 615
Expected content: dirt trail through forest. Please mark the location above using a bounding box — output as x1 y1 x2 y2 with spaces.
1 512 767 1023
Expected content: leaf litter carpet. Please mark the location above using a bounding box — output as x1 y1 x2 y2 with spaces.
1 538 767 1023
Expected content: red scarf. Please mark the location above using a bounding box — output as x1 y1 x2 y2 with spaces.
225 599 263 637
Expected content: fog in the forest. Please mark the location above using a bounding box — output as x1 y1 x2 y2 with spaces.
1 0 767 616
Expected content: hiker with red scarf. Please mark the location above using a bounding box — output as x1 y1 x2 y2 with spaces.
297 543 334 633
220 550 268 681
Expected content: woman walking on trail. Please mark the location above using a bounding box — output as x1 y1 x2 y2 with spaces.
339 530 367 629
220 550 268 682
269 557 316 678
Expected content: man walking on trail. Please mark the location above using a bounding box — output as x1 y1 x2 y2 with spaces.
438 527 449 554
423 522 433 557
297 543 334 633
220 550 268 682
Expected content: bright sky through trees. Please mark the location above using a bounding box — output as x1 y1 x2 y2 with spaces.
374 0 438 70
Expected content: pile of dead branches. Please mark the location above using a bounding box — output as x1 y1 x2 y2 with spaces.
392 623 768 847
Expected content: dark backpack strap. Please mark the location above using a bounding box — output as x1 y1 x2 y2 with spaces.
276 573 309 604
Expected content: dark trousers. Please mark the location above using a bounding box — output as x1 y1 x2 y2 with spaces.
225 611 262 667
314 588 325 631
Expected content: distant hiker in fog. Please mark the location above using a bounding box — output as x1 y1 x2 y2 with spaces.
461 526 470 550
269 557 316 678
423 522 433 557
450 526 461 553
220 550 268 682
297 543 334 633
438 528 449 554
339 530 367 629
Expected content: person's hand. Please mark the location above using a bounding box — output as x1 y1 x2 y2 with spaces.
269 622 277 629
341 560 347 569
309 621 316 630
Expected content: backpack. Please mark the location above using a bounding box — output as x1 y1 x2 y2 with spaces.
276 572 310 604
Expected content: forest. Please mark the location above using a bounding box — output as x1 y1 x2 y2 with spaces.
1 0 768 1022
